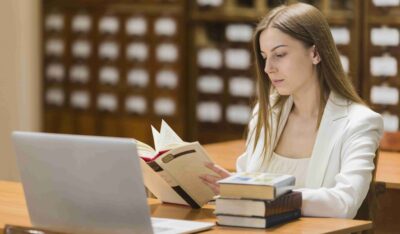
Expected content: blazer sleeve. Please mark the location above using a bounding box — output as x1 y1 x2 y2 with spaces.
294 111 383 219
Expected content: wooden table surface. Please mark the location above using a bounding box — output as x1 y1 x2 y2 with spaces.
0 180 372 234
375 151 400 189
203 140 245 172
204 140 400 189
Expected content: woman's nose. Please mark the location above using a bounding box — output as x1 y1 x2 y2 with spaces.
264 59 275 74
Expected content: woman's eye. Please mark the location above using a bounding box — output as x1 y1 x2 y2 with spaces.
276 53 285 58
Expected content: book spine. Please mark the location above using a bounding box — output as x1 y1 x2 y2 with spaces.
147 161 200 208
264 192 302 216
264 209 301 228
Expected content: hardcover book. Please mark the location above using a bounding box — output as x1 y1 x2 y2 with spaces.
217 209 301 228
137 120 218 208
217 172 295 200
215 191 302 217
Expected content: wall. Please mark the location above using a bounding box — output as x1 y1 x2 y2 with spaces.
0 0 41 181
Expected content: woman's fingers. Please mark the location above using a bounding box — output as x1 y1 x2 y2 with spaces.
200 177 220 194
199 174 221 194
199 174 221 184
204 162 230 178
199 162 231 195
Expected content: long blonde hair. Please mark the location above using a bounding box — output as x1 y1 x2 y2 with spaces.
251 3 363 157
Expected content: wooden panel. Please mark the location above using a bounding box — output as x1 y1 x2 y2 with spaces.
375 189 400 234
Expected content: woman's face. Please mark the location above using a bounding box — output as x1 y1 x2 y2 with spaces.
259 27 320 96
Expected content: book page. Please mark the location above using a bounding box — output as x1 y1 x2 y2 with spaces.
151 125 162 152
155 120 187 152
136 140 156 159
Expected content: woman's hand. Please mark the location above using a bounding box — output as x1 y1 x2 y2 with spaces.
199 162 231 195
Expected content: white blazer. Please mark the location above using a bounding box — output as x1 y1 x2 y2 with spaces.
236 92 384 219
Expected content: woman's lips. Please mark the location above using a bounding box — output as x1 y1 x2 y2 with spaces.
271 79 284 86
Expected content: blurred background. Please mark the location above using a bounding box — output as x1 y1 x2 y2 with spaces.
1 0 399 182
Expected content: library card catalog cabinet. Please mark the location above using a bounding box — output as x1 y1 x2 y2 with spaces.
42 0 186 145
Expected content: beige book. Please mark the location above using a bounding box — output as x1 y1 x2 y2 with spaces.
137 120 218 208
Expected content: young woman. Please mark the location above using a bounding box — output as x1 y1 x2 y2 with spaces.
199 3 383 219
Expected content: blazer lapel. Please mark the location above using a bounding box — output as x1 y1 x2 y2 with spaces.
305 92 349 188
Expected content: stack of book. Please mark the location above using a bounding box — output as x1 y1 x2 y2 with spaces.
215 172 302 228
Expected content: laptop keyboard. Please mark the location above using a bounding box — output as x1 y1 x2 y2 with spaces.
153 226 174 233
151 218 174 233
151 217 214 234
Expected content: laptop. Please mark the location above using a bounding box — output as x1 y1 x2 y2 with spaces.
12 131 215 234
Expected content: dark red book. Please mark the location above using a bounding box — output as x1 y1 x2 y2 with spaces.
215 191 302 217
217 209 301 228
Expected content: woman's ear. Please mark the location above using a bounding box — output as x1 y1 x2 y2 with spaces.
311 45 321 65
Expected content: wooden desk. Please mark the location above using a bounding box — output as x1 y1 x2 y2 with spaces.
204 140 244 172
0 180 372 233
375 151 400 189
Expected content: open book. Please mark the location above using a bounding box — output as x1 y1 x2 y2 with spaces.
136 120 218 208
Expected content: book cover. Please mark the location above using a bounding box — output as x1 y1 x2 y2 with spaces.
137 120 218 208
217 209 301 228
215 191 302 217
218 172 295 186
218 172 295 200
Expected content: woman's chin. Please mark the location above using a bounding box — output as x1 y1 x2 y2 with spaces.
275 88 291 96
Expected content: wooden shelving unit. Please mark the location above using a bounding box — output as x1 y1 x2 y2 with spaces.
42 0 187 144
362 0 400 132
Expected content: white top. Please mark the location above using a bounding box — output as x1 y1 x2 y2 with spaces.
265 152 310 189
